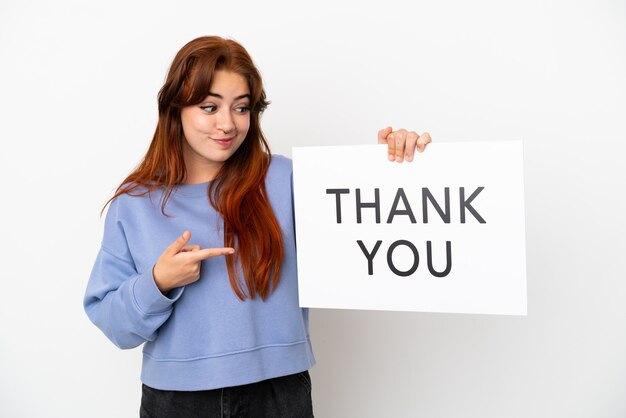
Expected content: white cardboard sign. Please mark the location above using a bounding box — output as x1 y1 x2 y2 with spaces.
292 141 527 315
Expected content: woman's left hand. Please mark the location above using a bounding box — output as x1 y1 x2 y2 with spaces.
378 127 432 162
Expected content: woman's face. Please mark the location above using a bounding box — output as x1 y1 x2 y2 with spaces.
180 70 251 183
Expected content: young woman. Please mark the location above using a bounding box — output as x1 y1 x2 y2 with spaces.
84 36 431 417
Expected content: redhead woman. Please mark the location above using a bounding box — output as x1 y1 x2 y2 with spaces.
84 36 431 417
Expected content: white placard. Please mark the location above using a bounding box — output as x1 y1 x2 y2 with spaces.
292 142 527 315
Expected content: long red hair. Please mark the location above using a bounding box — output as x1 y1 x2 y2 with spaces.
106 36 284 300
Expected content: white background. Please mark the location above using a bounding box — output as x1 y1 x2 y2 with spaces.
1 0 625 417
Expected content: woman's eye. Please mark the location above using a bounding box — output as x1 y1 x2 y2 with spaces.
200 105 217 113
236 106 250 114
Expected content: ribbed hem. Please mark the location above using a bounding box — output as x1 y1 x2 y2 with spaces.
140 339 315 391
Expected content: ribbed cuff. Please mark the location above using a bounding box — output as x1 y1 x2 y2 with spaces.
132 270 184 315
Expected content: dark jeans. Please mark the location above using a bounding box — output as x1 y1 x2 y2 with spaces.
140 371 314 418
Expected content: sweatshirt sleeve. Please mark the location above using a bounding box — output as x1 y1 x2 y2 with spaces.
83 198 183 349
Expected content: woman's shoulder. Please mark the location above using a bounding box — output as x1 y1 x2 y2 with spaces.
268 154 293 176
266 154 293 186
105 183 162 217
270 154 292 167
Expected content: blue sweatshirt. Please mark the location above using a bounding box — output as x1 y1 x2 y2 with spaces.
84 155 315 391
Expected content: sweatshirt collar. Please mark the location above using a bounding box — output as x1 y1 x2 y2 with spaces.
173 181 212 198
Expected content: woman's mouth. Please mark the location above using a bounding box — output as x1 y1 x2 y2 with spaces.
213 137 234 147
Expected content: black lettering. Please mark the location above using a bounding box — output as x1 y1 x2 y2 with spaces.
422 187 451 223
427 241 452 277
460 187 486 223
357 240 382 275
387 240 419 277
386 188 417 223
356 188 381 223
326 188 350 223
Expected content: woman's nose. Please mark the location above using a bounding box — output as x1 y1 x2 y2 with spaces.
217 109 235 133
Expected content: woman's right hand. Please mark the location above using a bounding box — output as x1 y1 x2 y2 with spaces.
152 230 235 293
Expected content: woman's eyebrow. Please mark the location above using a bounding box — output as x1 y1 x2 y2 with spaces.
207 92 251 101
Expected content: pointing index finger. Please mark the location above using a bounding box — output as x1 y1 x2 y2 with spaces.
190 247 236 261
